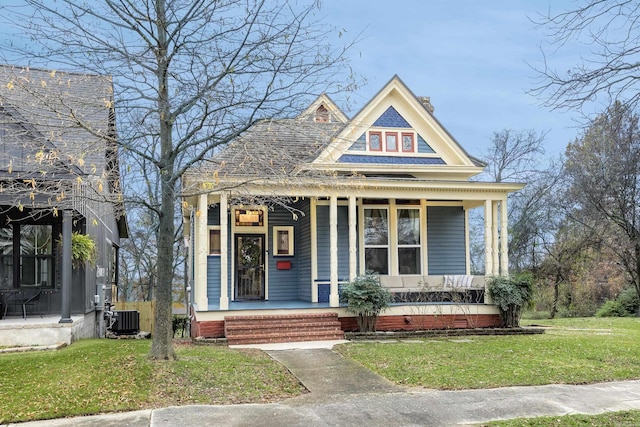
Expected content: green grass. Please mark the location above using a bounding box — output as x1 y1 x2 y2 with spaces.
479 410 640 426
335 317 640 390
4 318 640 425
0 340 304 424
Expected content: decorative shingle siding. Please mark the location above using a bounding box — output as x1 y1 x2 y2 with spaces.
373 106 411 128
316 205 351 280
427 206 466 275
417 134 436 154
348 133 367 151
338 154 445 165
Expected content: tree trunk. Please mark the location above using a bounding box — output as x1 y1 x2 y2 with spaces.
149 178 177 360
551 273 561 319
148 0 176 360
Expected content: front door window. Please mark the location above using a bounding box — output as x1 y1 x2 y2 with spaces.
235 234 265 300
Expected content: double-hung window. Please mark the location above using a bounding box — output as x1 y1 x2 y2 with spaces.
397 208 421 274
364 208 389 274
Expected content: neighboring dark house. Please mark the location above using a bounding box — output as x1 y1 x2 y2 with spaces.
182 75 524 344
0 65 127 346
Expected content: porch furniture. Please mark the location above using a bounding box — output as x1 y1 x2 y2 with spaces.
0 289 20 319
2 289 42 319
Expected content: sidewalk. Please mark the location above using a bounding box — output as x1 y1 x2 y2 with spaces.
8 340 640 427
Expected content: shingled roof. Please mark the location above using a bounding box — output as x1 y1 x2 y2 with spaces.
0 65 115 178
194 118 345 179
0 65 127 235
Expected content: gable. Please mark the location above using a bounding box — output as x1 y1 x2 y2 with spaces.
312 75 484 179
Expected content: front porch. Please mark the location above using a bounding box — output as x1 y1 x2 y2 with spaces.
0 314 95 347
207 299 333 311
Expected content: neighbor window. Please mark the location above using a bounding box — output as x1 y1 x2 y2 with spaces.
364 208 389 274
19 225 53 287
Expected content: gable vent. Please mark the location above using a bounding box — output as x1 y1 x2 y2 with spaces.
315 105 329 122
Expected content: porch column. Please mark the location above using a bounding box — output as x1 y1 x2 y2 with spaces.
59 209 72 323
219 193 229 310
311 198 318 303
464 207 471 275
492 200 500 276
195 193 208 311
484 199 494 276
500 198 509 276
329 195 339 307
348 195 357 281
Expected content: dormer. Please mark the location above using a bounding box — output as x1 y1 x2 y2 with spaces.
297 93 348 124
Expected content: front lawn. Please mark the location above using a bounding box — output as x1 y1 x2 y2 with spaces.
479 410 640 426
0 340 304 424
334 317 640 390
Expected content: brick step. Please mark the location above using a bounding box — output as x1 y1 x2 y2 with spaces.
224 312 339 322
225 320 342 332
227 330 345 345
224 312 344 345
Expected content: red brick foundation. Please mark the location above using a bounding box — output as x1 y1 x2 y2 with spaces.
338 314 501 332
192 320 225 338
192 313 502 339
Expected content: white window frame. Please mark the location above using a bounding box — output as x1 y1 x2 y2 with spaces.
208 226 221 255
273 226 294 256
362 206 390 275
396 207 422 275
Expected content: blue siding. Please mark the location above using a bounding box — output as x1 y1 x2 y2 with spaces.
348 133 367 151
207 256 221 302
427 206 466 275
267 204 301 301
316 205 350 281
296 199 312 301
373 106 411 128
206 206 231 304
417 134 436 154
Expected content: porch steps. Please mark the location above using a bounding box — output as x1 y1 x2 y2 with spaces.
224 312 344 345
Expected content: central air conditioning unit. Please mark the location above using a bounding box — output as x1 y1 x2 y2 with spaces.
111 310 140 334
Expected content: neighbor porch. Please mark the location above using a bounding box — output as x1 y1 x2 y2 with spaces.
0 314 95 347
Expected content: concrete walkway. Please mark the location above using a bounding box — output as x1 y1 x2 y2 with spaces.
9 341 640 427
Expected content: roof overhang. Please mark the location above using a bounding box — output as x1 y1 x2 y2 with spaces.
182 173 525 213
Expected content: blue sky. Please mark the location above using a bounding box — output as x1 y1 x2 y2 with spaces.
323 0 582 158
0 0 583 159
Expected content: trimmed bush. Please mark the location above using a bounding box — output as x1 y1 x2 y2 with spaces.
340 273 392 332
488 273 534 328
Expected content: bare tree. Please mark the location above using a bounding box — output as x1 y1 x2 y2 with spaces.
1 0 355 359
533 0 640 112
564 101 640 301
474 129 563 273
